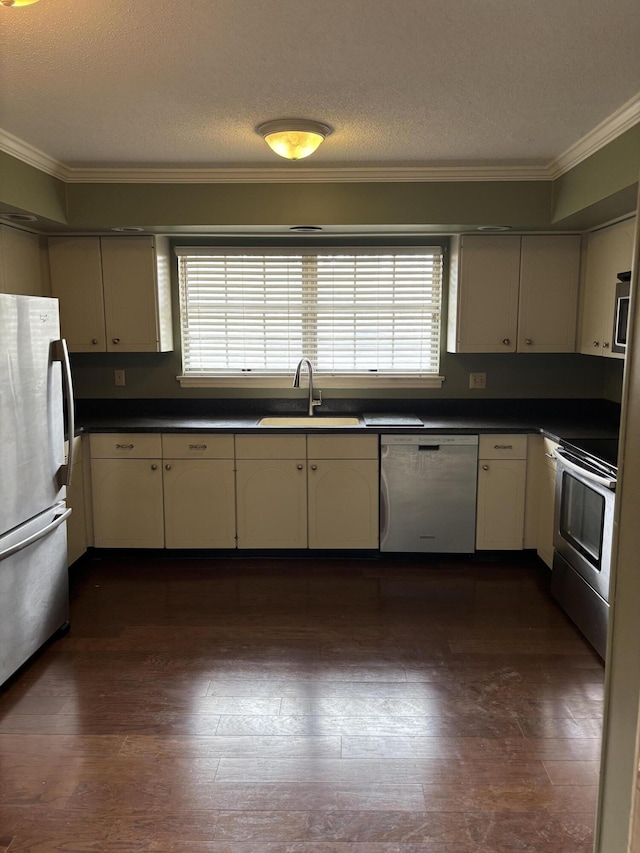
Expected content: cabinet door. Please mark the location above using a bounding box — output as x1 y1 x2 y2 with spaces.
49 237 106 351
163 459 236 548
476 459 526 550
453 236 520 353
579 219 635 358
518 236 580 353
307 459 379 549
91 458 164 547
236 460 307 548
100 237 160 352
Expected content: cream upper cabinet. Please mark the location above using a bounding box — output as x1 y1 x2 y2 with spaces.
476 435 527 550
307 434 379 549
0 225 47 297
579 218 636 358
448 235 521 353
448 235 581 353
48 236 173 353
90 434 164 548
162 434 236 549
518 236 580 353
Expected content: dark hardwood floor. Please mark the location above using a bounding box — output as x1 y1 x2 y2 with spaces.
0 553 604 852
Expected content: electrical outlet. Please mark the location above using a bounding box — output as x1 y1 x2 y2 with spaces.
114 369 126 387
469 371 486 390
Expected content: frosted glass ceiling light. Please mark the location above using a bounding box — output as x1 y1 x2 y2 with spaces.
257 120 332 161
1 0 41 6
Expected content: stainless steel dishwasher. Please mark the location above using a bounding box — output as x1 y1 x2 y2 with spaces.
380 434 478 552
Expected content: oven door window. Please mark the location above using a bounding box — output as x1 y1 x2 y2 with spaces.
560 472 606 569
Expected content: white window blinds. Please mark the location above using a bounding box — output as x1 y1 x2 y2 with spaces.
176 247 443 377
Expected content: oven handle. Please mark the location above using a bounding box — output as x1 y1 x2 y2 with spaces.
557 449 616 491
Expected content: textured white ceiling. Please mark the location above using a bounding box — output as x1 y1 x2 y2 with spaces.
0 0 639 171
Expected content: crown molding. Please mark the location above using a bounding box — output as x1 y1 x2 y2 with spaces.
0 128 67 179
547 92 640 178
58 164 551 183
1 94 638 184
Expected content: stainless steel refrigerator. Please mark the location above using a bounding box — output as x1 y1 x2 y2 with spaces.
0 293 75 687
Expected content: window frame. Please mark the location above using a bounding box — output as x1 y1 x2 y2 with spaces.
175 244 445 389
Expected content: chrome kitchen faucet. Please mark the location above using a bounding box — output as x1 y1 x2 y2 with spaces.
292 358 322 416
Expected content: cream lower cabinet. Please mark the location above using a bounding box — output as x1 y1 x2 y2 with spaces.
536 437 560 568
90 434 164 548
162 434 236 548
307 435 379 549
476 435 527 550
65 436 88 565
235 435 307 548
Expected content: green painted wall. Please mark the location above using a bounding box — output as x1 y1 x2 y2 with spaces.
65 180 553 230
0 152 67 223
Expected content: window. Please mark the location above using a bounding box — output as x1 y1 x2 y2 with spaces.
176 246 443 387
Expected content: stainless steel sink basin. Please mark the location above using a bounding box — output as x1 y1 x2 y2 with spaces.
258 416 360 427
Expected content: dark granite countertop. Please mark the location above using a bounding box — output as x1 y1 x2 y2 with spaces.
73 398 621 461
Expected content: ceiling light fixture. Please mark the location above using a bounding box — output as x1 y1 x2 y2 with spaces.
0 0 40 7
257 120 332 161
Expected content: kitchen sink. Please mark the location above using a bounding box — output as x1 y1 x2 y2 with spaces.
258 416 360 427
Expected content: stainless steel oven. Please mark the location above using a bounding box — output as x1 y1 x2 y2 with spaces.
551 443 617 659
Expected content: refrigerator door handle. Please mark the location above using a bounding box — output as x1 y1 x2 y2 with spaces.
0 506 72 562
52 338 76 488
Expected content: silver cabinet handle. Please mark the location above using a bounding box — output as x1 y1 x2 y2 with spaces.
502 338 511 346
151 464 158 471
494 444 513 450
165 464 171 470
189 444 207 450
482 464 489 471
525 338 533 345
297 464 304 470
115 443 134 450
91 338 98 345
112 338 120 344
603 341 610 349
593 341 600 347
52 339 75 489
311 464 318 470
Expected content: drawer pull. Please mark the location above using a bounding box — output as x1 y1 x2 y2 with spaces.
494 444 513 450
112 338 120 344
482 464 489 471
151 464 158 471
189 444 208 450
165 464 172 470
311 464 318 471
115 443 134 450
91 338 98 345
502 338 511 346
297 464 304 470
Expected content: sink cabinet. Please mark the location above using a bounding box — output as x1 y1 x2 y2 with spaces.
48 236 173 353
162 434 236 548
235 435 307 548
447 235 580 353
476 435 527 550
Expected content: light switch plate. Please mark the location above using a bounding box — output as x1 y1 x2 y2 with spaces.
114 369 126 386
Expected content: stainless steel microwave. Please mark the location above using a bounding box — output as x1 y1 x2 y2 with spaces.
612 271 631 354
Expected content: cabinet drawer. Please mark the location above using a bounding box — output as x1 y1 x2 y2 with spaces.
162 433 234 459
90 433 162 459
235 434 306 459
479 434 528 460
307 434 378 459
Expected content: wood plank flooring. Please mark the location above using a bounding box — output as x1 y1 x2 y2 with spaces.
0 554 604 852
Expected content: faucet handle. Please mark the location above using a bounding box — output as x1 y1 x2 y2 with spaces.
311 389 322 410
